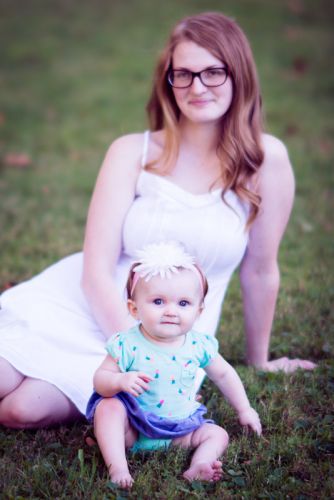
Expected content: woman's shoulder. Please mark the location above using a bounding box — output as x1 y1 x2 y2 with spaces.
107 131 146 155
261 134 290 168
256 133 295 202
108 130 163 148
105 130 165 167
259 133 293 179
100 132 149 176
261 133 289 162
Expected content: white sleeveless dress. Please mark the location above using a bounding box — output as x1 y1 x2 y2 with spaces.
0 132 249 414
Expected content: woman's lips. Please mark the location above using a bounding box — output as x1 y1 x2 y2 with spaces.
189 99 212 106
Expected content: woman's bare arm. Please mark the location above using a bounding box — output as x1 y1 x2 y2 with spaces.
81 133 144 338
240 134 316 372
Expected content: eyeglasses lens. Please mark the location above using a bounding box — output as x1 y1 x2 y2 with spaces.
169 68 227 88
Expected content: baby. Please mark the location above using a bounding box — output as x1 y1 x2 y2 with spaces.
86 242 261 489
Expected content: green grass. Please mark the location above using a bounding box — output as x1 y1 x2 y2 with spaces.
0 0 333 498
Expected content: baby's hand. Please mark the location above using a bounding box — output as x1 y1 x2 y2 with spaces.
238 407 262 436
120 371 152 397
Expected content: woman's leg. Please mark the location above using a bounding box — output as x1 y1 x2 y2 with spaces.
173 423 229 481
0 361 81 428
0 357 24 397
94 398 137 489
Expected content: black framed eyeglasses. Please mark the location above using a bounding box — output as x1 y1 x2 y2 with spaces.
167 67 229 89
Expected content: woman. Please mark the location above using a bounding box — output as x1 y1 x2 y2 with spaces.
0 12 315 429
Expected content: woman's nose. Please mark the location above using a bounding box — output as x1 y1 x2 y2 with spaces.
190 75 207 93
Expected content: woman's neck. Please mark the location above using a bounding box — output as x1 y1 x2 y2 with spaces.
173 118 223 190
178 117 220 155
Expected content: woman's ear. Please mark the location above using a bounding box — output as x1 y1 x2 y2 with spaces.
127 299 138 319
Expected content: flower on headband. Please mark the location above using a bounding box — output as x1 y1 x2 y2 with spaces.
132 241 196 281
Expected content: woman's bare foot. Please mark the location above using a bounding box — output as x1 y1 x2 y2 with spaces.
183 460 223 482
110 467 134 489
259 357 317 373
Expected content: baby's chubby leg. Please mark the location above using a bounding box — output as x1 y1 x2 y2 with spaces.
173 423 229 482
94 398 137 489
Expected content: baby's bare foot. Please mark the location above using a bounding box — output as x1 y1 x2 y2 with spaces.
183 460 223 482
110 467 134 489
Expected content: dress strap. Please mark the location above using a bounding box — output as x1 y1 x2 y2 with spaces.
141 130 150 168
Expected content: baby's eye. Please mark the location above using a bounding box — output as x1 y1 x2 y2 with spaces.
153 298 163 305
179 300 190 307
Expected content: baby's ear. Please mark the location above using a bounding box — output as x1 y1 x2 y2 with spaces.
127 299 138 319
197 301 205 317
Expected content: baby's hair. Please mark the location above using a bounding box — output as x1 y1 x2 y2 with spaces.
126 262 209 300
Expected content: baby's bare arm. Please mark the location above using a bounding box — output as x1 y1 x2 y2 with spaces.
205 355 262 435
93 355 152 397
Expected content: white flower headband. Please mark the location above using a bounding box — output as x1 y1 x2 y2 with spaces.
130 241 206 297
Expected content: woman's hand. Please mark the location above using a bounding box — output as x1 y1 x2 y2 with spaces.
257 357 317 373
120 371 152 397
238 407 262 435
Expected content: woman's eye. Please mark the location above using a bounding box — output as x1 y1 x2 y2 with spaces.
153 298 163 305
205 68 224 77
179 300 189 307
176 71 190 80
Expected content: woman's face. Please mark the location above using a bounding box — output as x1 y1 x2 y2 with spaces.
170 40 233 125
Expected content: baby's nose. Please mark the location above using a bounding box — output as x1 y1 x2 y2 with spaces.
164 304 178 316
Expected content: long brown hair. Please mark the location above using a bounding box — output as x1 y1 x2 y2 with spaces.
146 12 264 224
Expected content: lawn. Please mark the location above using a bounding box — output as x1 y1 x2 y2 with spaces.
0 0 333 498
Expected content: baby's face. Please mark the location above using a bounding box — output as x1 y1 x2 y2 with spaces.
128 269 204 347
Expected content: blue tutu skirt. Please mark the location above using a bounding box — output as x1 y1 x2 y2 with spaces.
86 391 214 439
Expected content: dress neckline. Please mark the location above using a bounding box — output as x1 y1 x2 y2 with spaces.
137 167 249 215
140 130 224 199
139 169 223 199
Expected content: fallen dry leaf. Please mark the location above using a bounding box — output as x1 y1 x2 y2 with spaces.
1 281 18 291
287 0 304 15
4 152 32 168
293 57 309 75
285 124 300 136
